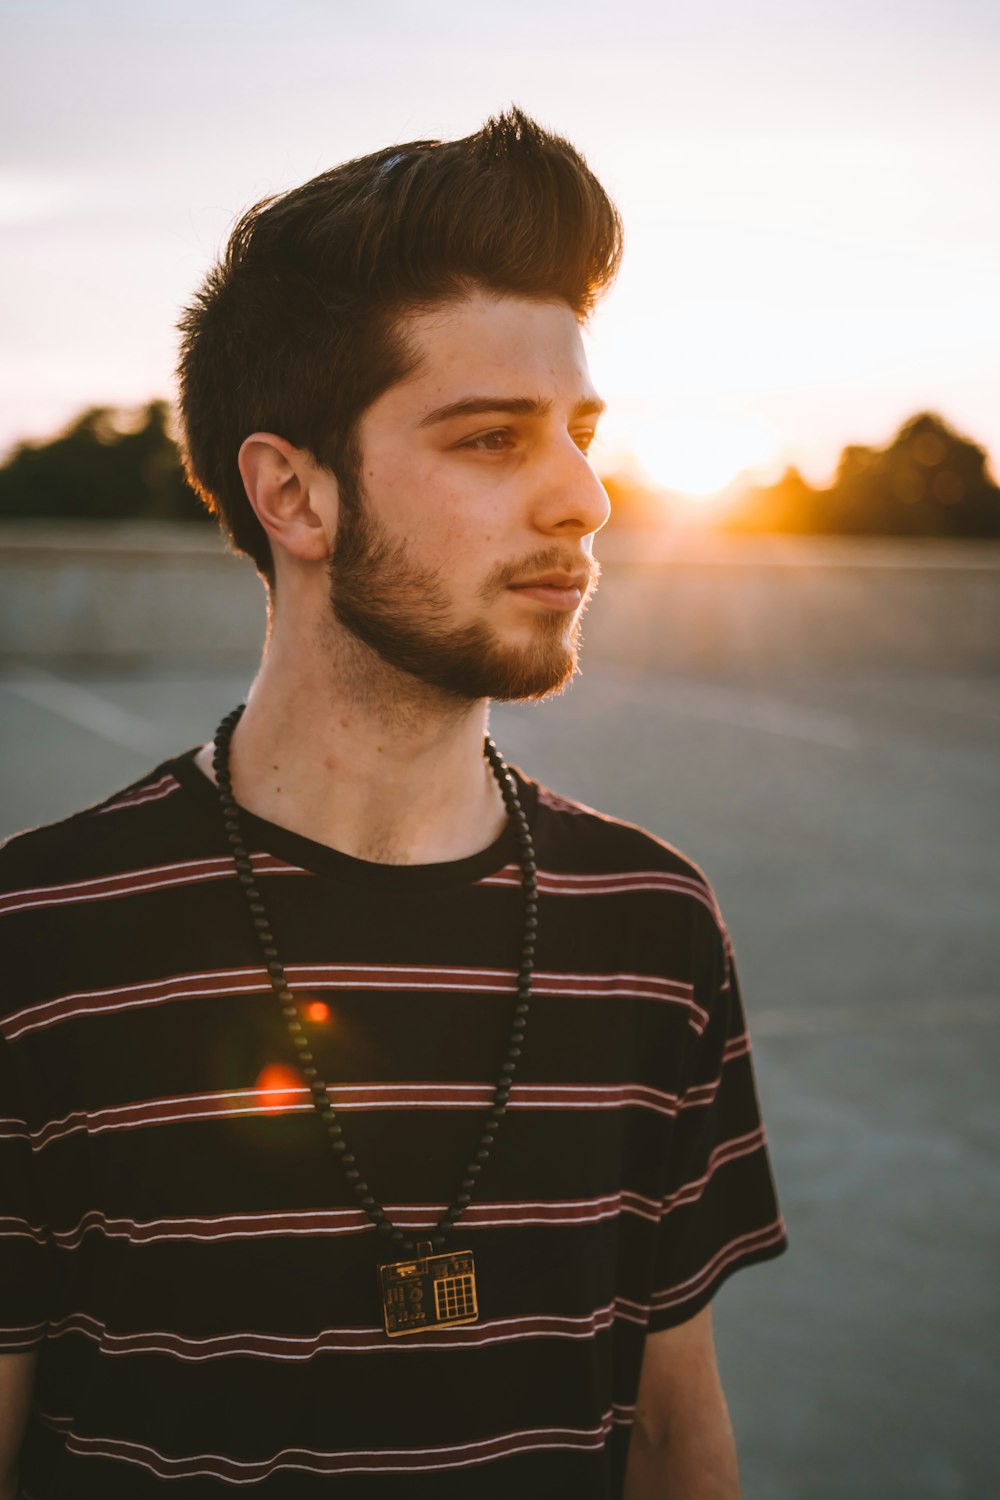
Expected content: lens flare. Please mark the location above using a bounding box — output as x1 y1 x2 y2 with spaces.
254 1064 304 1110
306 1001 331 1023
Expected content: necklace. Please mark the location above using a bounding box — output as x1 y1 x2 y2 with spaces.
212 705 538 1337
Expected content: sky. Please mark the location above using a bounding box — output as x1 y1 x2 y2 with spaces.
2 0 999 502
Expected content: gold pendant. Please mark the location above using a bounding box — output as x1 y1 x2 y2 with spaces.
379 1242 478 1337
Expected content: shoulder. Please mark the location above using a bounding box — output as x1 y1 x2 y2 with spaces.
0 752 200 901
517 766 727 935
0 750 231 1035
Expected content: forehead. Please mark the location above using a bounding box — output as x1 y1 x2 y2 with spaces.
389 291 597 416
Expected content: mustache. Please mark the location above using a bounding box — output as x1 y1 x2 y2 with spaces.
479 549 602 599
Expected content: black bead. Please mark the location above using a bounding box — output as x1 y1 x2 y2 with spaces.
332 1139 347 1153
340 1153 356 1168
476 1148 490 1161
490 1104 506 1121
345 1168 360 1183
390 1229 404 1243
432 1235 446 1249
361 1195 376 1209
466 1162 481 1175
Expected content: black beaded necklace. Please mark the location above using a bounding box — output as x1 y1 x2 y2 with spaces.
212 704 538 1337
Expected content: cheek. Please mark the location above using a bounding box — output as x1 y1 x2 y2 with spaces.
370 455 502 551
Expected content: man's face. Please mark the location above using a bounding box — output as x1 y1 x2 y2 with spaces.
327 290 610 702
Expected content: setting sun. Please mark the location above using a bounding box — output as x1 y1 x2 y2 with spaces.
626 412 780 498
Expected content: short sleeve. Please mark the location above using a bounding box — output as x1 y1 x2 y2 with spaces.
0 1034 52 1350
648 919 787 1330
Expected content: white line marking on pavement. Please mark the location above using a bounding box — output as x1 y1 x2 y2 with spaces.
1 670 166 756
754 996 997 1036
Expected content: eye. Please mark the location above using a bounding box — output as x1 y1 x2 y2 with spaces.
573 428 597 454
458 426 521 453
462 429 516 453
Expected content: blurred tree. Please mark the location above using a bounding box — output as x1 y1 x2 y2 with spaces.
598 470 673 531
723 413 1000 537
722 466 817 534
0 401 206 523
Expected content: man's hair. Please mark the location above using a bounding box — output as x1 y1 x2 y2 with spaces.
176 108 623 585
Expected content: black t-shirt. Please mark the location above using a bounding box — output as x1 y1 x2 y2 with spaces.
0 750 786 1497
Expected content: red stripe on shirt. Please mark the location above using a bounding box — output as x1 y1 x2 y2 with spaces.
0 852 303 917
95 775 182 814
50 1412 615 1480
3 964 706 1043
46 1302 619 1360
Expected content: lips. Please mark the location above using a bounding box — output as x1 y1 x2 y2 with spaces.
506 572 589 613
509 572 589 592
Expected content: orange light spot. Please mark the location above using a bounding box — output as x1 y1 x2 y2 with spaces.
254 1064 303 1111
306 1001 331 1024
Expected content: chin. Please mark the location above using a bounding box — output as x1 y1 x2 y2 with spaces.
426 624 582 703
483 644 580 702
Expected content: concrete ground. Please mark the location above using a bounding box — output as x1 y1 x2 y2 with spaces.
1 644 998 1500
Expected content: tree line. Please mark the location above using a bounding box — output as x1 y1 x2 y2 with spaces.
1 402 997 538
720 412 1000 538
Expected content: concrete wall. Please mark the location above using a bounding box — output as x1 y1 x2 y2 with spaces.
0 523 267 662
2 521 998 675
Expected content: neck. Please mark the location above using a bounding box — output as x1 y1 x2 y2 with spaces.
196 609 507 866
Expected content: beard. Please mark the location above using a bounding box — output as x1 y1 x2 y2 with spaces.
326 475 599 703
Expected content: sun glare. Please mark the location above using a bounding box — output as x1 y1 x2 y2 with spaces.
628 414 780 499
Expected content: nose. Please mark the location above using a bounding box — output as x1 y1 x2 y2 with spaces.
532 437 612 539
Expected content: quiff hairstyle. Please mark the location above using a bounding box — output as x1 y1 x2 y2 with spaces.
176 108 623 586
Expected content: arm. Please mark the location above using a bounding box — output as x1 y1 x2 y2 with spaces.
623 1304 740 1500
0 1350 37 1500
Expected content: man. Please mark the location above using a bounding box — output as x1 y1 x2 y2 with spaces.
0 110 785 1498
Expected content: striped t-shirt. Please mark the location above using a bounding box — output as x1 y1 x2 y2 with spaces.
1 749 786 1498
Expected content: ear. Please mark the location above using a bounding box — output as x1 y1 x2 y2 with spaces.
237 433 337 564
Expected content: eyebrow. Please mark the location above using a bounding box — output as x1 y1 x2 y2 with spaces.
417 395 606 428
